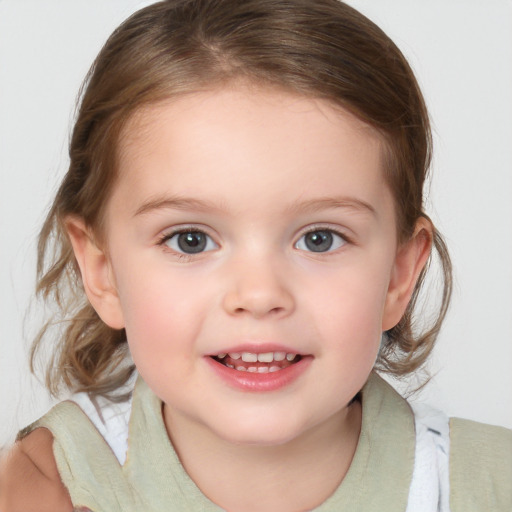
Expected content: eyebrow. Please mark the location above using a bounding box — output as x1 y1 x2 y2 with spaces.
134 196 226 217
285 196 377 217
134 195 376 217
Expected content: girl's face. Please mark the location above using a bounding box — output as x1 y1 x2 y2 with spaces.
96 86 416 446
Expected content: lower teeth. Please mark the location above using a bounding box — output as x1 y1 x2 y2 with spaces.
231 365 283 373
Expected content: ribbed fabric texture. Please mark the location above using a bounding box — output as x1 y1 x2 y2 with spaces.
450 417 512 512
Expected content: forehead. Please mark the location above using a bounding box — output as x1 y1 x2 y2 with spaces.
120 85 382 152
112 86 389 218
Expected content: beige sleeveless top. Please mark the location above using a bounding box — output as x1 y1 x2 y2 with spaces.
20 373 512 511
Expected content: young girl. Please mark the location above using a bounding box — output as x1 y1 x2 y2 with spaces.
0 1 510 511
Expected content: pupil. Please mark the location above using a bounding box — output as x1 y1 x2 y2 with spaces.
305 231 333 252
178 232 206 253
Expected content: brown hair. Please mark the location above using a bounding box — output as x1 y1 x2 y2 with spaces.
33 0 452 398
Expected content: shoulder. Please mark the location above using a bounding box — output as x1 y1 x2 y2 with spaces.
449 417 512 511
450 417 512 469
0 428 73 512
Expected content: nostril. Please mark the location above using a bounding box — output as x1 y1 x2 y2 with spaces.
232 305 286 319
222 283 295 318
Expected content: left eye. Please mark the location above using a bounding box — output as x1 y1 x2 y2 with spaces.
295 229 346 253
163 230 218 254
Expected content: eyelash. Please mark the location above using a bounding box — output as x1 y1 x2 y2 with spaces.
157 227 208 243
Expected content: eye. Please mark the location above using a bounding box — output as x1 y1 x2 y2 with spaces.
295 229 346 253
162 230 218 254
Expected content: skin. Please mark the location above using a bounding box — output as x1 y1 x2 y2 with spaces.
0 428 73 511
3 85 430 512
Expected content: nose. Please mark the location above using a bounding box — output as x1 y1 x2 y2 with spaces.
222 254 295 319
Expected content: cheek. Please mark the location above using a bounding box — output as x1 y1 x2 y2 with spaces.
120 278 197 389
111 260 179 355
112 257 214 363
309 263 391 331
300 258 392 375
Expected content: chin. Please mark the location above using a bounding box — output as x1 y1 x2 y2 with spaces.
211 416 310 448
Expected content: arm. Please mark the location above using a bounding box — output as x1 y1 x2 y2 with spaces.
0 428 73 512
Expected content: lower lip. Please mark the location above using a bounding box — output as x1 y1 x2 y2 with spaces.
205 356 312 392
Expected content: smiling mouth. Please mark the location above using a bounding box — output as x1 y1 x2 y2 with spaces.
211 352 302 373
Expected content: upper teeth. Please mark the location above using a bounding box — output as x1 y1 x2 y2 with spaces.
218 352 297 363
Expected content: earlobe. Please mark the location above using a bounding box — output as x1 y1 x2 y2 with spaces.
382 217 433 331
65 217 125 329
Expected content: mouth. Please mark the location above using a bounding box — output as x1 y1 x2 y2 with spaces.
211 351 303 373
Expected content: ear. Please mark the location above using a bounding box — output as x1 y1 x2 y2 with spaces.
65 217 125 330
382 217 433 331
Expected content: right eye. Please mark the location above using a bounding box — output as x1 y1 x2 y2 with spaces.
162 230 218 254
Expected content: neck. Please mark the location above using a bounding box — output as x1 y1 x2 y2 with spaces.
163 400 362 512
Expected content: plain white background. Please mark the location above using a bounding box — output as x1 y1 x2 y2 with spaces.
1 0 511 449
